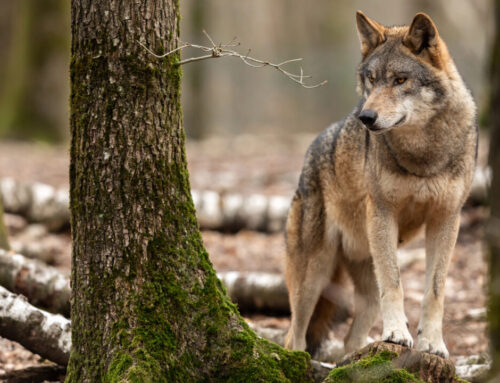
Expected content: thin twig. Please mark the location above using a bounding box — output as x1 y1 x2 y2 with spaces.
137 31 327 89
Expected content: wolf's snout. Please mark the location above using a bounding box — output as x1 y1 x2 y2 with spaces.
358 109 378 126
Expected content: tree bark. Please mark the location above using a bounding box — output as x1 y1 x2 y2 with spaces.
66 1 312 381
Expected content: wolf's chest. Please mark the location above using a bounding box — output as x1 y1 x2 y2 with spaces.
378 169 464 210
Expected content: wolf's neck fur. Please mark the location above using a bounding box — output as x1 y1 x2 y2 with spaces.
376 69 475 178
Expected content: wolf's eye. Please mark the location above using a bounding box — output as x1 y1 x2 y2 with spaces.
394 77 407 85
367 75 375 84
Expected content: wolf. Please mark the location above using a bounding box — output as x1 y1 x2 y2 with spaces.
284 11 477 359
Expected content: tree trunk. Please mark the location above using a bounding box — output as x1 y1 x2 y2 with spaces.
66 1 312 381
0 196 9 250
0 0 69 141
488 1 500 380
183 0 208 140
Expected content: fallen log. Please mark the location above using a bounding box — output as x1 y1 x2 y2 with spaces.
0 250 416 320
0 250 70 317
0 286 70 366
219 271 290 313
0 365 66 383
1 170 490 233
0 256 294 317
455 354 491 383
0 178 69 232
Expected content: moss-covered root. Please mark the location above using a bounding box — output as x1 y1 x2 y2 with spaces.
99 315 313 383
216 327 315 383
325 341 468 383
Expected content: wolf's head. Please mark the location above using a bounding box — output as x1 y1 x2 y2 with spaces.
355 11 454 134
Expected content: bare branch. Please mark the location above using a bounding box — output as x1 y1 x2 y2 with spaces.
202 29 217 48
138 31 327 89
177 54 217 66
137 40 191 59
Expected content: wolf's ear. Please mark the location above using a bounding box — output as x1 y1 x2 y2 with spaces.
404 13 439 55
356 11 385 57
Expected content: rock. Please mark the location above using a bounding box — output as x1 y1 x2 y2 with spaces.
314 339 345 364
455 363 489 382
455 354 491 382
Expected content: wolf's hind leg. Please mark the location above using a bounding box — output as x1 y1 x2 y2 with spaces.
284 194 338 352
344 258 379 353
284 247 337 352
305 263 347 355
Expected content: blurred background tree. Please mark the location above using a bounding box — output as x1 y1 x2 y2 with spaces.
0 199 9 251
0 0 69 142
488 0 500 379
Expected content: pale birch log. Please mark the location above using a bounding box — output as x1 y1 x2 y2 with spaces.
0 285 70 366
218 271 290 313
0 365 66 383
0 250 70 316
0 178 69 231
0 169 490 233
0 252 416 319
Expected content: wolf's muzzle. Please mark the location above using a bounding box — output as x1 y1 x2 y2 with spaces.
358 109 378 127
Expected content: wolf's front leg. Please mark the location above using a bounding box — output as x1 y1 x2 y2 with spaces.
417 213 460 358
367 200 413 347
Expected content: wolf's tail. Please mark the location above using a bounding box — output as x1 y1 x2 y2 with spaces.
305 261 349 355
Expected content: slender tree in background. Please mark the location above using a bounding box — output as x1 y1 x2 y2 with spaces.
0 197 9 251
184 0 208 139
66 0 311 381
0 0 69 141
489 0 500 380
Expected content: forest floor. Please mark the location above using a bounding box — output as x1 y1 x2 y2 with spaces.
0 134 491 375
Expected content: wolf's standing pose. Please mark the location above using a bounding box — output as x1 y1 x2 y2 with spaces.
284 11 477 359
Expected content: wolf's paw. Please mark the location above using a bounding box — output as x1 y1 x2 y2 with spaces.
382 327 413 348
416 336 449 359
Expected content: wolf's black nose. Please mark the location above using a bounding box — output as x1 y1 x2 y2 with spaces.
358 110 378 126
